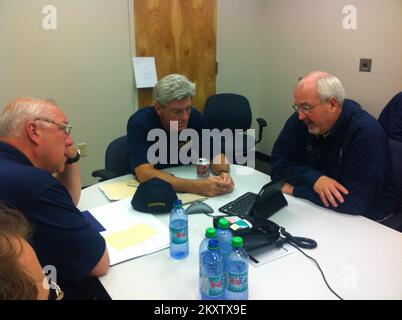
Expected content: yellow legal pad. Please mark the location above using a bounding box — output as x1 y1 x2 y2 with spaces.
104 224 158 251
99 179 206 203
98 180 139 201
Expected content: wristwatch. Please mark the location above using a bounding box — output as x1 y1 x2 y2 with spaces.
66 149 80 164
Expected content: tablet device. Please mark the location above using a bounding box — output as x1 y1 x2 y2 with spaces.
218 179 287 219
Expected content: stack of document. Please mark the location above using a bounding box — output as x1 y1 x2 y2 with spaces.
98 179 207 204
248 245 293 267
98 179 140 201
88 198 170 266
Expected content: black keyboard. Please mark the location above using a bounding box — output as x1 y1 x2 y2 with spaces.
219 192 258 216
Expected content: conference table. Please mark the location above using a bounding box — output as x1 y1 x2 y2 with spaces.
78 165 402 300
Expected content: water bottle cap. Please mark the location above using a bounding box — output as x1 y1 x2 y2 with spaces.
173 199 183 208
231 236 244 248
208 239 219 250
205 227 217 238
217 217 230 229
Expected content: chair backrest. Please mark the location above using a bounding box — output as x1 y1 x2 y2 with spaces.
204 93 252 131
378 92 402 142
389 139 402 195
105 135 131 176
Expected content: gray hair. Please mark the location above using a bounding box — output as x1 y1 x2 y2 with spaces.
153 74 196 106
0 97 55 137
296 71 346 105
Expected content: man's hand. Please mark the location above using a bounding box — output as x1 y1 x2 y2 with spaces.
135 164 234 198
281 182 294 195
313 176 349 208
219 171 234 194
65 144 78 162
195 175 234 197
56 142 81 206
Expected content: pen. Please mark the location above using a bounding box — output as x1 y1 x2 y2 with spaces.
127 182 138 187
249 255 259 264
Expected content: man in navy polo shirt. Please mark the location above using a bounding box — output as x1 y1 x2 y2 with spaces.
127 74 234 197
0 97 109 299
271 71 397 221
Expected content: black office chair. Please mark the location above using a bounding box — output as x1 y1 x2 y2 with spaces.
380 138 402 232
378 92 402 231
378 91 402 143
92 135 131 182
389 139 402 196
203 93 267 163
378 92 402 204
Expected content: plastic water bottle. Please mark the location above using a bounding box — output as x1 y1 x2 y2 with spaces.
216 217 233 262
200 239 225 300
225 236 249 300
169 199 189 259
199 228 217 284
199 227 217 262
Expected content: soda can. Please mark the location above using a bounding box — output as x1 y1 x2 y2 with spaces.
196 158 210 178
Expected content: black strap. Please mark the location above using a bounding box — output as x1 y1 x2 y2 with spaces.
278 227 317 249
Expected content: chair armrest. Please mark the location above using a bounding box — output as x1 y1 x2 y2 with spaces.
256 118 267 128
255 118 267 144
91 169 120 182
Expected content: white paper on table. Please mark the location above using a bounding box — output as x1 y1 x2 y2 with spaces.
89 198 169 266
248 244 293 267
98 179 139 201
98 179 206 204
132 57 158 88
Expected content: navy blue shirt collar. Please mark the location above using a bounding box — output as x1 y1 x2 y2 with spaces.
0 141 33 166
321 99 359 139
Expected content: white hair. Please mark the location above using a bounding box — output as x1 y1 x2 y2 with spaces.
316 75 345 105
153 74 196 106
0 98 55 137
296 71 346 105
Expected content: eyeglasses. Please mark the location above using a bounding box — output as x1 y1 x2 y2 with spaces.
168 106 192 117
49 281 64 300
291 103 320 114
35 117 72 135
292 98 333 114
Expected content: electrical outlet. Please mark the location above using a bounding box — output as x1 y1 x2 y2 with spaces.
77 143 87 157
359 58 372 72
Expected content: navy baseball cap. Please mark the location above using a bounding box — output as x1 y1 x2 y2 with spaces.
131 178 178 213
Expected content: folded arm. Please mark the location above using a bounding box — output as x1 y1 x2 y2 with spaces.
134 161 233 197
292 133 389 214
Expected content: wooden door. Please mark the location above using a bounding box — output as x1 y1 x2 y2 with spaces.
134 0 216 111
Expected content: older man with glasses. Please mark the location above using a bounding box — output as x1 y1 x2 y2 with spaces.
0 97 109 299
127 74 234 197
271 71 398 223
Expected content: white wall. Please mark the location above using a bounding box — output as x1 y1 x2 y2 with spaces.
0 0 137 186
217 0 266 128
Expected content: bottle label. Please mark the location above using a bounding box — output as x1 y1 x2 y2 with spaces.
201 274 225 297
227 271 248 293
170 226 188 244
